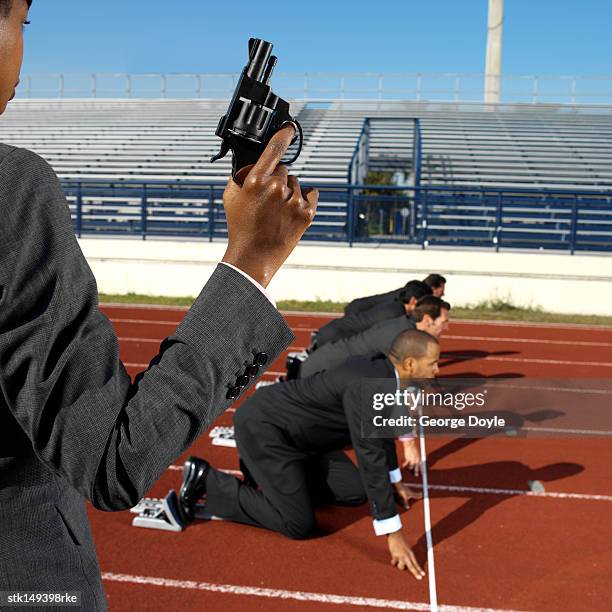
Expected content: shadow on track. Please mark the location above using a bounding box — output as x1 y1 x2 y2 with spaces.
412 460 583 567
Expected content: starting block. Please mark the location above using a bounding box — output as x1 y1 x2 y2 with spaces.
528 480 546 493
131 490 222 531
285 350 308 381
130 490 186 532
209 425 236 448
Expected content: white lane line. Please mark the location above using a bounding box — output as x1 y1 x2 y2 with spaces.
123 353 612 371
113 331 612 350
484 383 612 395
522 426 612 436
281 345 612 368
443 335 612 348
418 411 438 612
282 346 612 369
413 483 612 502
101 572 523 611
165 466 612 503
262 372 612 400
447 319 612 332
107 310 612 334
442 355 612 367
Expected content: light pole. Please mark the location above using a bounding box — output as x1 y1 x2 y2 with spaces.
484 0 504 103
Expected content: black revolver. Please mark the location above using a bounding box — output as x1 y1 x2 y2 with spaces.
210 38 303 176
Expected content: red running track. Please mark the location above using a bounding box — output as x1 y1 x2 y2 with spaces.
90 305 612 611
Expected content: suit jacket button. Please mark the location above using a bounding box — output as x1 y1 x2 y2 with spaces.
226 386 241 400
254 352 268 366
245 364 259 378
236 375 250 387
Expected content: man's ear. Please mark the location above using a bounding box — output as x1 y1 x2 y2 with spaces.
401 356 416 375
404 298 417 313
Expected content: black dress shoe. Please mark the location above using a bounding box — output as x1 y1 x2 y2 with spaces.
178 456 211 523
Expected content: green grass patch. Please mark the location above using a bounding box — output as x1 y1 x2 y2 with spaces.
99 293 612 327
276 300 347 313
99 293 195 307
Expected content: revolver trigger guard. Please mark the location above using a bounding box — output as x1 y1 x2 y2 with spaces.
281 119 304 166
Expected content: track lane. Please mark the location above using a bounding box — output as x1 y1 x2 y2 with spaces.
90 305 612 611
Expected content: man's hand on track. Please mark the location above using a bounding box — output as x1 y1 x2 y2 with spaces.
387 531 426 580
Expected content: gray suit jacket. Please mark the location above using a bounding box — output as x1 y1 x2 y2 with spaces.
300 315 415 378
343 286 404 317
315 301 405 347
0 145 293 610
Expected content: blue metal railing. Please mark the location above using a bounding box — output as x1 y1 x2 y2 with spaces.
61 178 612 253
413 119 422 188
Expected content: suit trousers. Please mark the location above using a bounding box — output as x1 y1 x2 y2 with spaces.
204 420 366 539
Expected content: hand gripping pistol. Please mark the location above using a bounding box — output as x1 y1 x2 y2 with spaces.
210 38 303 176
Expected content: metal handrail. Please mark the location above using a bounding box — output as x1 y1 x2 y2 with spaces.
61 178 612 254
61 177 612 196
413 119 422 188
346 117 422 188
17 71 612 105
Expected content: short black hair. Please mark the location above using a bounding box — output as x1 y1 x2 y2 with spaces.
399 280 432 304
0 0 31 18
412 295 451 323
389 329 439 362
423 274 447 290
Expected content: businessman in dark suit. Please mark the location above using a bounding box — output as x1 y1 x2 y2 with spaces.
343 284 407 318
301 295 451 378
344 273 447 317
314 280 431 348
0 2 317 609
179 329 441 579
423 274 446 297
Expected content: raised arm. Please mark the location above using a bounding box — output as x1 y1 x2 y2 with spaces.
0 134 316 511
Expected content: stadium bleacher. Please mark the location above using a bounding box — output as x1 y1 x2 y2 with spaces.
1 99 611 250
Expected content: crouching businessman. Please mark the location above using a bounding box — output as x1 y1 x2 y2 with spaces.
178 329 440 579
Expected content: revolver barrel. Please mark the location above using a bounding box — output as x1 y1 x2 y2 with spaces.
246 39 274 82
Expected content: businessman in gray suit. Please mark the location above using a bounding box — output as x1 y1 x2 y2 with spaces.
301 296 451 378
0 1 318 609
314 280 431 348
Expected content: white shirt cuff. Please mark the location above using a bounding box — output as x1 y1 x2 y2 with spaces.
398 434 415 441
389 468 402 484
220 262 276 308
373 514 402 536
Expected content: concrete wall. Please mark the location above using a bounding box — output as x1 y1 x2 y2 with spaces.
79 237 612 316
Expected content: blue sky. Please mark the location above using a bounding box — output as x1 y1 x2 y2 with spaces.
21 0 611 76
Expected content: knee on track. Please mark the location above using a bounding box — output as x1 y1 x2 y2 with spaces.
283 515 316 540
